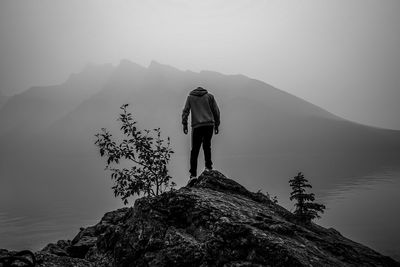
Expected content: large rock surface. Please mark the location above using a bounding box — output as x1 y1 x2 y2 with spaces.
2 170 399 266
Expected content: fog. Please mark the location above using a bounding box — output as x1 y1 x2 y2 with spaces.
1 1 400 257
0 60 399 256
1 0 400 129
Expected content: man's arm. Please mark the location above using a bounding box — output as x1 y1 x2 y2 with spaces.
182 96 190 134
210 95 220 134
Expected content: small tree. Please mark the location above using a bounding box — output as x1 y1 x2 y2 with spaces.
94 104 175 204
289 172 325 223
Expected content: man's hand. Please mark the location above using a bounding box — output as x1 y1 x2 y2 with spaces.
214 127 219 135
183 125 188 135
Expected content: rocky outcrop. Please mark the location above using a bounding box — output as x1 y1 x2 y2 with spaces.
2 170 399 266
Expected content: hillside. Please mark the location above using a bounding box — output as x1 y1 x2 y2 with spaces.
0 92 10 109
1 170 398 266
0 64 113 138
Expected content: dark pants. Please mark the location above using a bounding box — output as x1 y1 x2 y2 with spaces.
190 125 214 177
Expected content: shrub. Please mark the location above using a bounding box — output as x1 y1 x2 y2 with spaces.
289 172 325 223
95 104 175 204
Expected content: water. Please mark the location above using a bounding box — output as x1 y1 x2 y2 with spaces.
0 201 100 251
318 167 400 261
1 167 400 261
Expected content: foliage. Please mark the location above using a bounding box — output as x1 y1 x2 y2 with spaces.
95 104 175 204
269 194 278 204
257 189 278 204
289 172 325 223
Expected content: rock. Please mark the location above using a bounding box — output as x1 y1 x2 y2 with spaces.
2 170 399 266
67 236 97 259
35 252 93 267
0 249 36 266
41 240 71 257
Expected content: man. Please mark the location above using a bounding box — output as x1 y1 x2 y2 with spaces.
182 86 220 184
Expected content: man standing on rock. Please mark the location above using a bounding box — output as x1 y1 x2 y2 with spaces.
182 86 220 184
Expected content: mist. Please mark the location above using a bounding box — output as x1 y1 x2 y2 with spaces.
1 60 399 256
1 0 400 262
1 0 400 129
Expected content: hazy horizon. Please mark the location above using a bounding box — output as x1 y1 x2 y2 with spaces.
2 59 400 133
1 0 400 130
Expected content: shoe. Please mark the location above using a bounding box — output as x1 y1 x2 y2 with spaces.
188 175 197 186
205 167 213 172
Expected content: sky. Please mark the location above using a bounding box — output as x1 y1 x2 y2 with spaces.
0 0 399 130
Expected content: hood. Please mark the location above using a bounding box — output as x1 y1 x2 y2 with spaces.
190 87 208 97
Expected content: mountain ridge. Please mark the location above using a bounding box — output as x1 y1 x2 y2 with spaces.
1 59 397 131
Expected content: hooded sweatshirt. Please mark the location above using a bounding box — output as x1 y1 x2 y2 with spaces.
182 87 220 128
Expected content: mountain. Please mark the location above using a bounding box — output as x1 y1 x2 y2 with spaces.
0 92 10 109
0 60 399 252
0 64 113 138
0 63 116 220
1 171 398 266
1 60 399 208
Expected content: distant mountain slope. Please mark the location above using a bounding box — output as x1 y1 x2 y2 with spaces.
38 61 400 187
0 64 113 139
0 92 10 109
0 60 399 225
